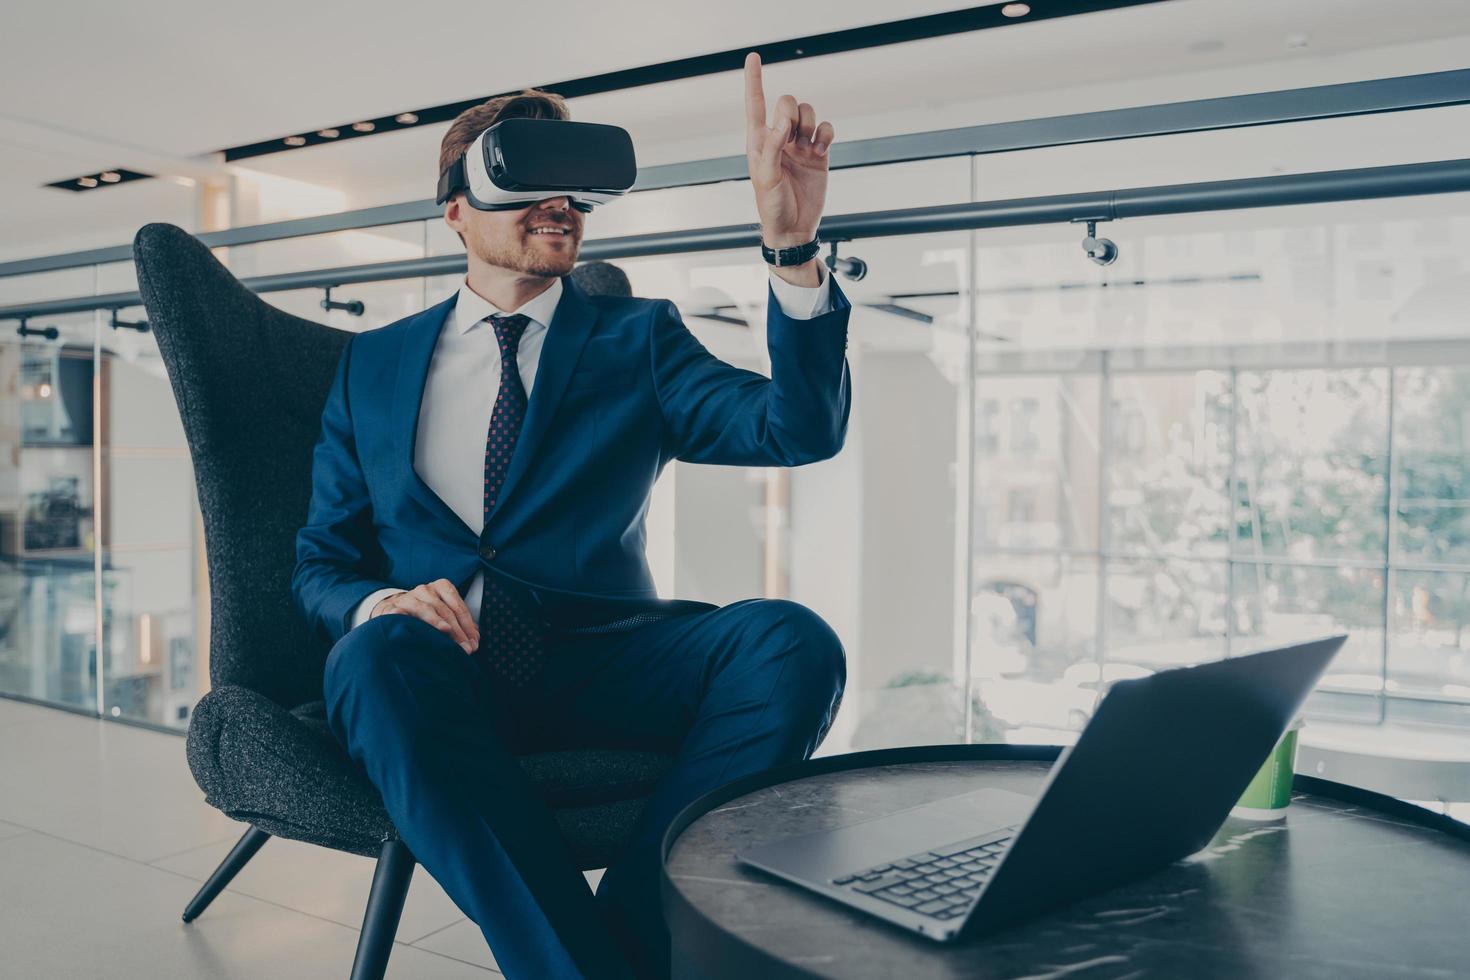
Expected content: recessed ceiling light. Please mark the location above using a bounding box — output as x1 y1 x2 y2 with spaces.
317 128 340 138
1286 33 1310 49
47 166 151 193
1001 3 1030 17
394 112 418 125
284 135 306 146
352 121 375 132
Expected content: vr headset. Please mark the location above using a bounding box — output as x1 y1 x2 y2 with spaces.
435 117 638 214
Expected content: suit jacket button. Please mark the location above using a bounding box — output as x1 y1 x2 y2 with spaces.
480 543 497 561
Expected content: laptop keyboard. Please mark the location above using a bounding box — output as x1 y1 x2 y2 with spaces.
829 828 1017 920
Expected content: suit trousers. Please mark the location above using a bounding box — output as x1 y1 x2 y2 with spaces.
321 596 847 980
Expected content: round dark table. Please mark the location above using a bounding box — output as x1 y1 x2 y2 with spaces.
660 745 1470 979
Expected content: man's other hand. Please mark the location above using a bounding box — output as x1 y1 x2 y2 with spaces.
371 579 480 654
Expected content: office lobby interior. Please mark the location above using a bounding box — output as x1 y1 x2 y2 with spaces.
2 1 1469 977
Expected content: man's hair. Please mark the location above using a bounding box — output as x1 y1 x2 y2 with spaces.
438 89 572 247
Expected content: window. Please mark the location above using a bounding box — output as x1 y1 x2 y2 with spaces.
1010 397 1040 457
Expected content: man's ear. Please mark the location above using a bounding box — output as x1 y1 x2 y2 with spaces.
441 198 467 248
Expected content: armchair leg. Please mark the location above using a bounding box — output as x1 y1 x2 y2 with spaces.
181 824 271 922
349 838 417 980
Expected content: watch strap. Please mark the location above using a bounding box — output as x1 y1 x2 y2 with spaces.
761 237 821 267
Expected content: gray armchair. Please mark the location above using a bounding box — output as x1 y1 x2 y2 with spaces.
133 223 671 979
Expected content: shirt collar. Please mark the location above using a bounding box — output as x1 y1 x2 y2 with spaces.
453 276 563 335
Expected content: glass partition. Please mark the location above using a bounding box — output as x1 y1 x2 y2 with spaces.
970 191 1470 756
0 312 100 715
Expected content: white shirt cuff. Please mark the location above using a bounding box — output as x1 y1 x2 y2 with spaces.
351 587 408 631
768 261 833 320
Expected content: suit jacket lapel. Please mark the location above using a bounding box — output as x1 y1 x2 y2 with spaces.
488 274 598 523
391 291 477 541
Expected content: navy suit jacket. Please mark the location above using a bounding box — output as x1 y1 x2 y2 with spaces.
292 272 853 647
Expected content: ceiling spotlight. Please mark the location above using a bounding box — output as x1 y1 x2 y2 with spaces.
49 168 150 192
394 112 419 125
284 135 307 146
1001 3 1030 16
351 121 375 132
317 128 340 138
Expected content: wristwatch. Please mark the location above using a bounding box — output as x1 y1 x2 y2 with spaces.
761 236 821 267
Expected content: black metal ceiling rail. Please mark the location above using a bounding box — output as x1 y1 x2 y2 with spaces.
5 66 1468 281
219 0 1171 165
3 155 1468 324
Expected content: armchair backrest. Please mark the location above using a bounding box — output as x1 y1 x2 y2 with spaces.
134 222 347 707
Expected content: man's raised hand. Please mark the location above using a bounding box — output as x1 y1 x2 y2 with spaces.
744 51 834 249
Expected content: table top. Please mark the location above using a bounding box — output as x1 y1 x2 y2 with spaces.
661 745 1470 980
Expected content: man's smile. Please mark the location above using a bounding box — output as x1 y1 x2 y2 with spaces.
528 218 573 237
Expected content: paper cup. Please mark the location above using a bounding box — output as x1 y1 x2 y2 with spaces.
1231 716 1304 821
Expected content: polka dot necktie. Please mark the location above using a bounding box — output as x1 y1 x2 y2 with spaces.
477 313 545 688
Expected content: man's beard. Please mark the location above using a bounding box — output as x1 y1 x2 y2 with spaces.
470 228 577 278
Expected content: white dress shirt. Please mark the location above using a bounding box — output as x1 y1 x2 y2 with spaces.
351 262 835 630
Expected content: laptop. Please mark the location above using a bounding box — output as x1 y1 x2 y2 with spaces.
736 634 1346 942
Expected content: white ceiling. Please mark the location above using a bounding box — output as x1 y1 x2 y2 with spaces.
4 0 1470 262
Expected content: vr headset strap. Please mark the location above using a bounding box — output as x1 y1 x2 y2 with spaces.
436 155 467 205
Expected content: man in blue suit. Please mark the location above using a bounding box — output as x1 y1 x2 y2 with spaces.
296 52 849 980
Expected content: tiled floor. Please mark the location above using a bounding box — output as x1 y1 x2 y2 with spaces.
0 696 607 978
